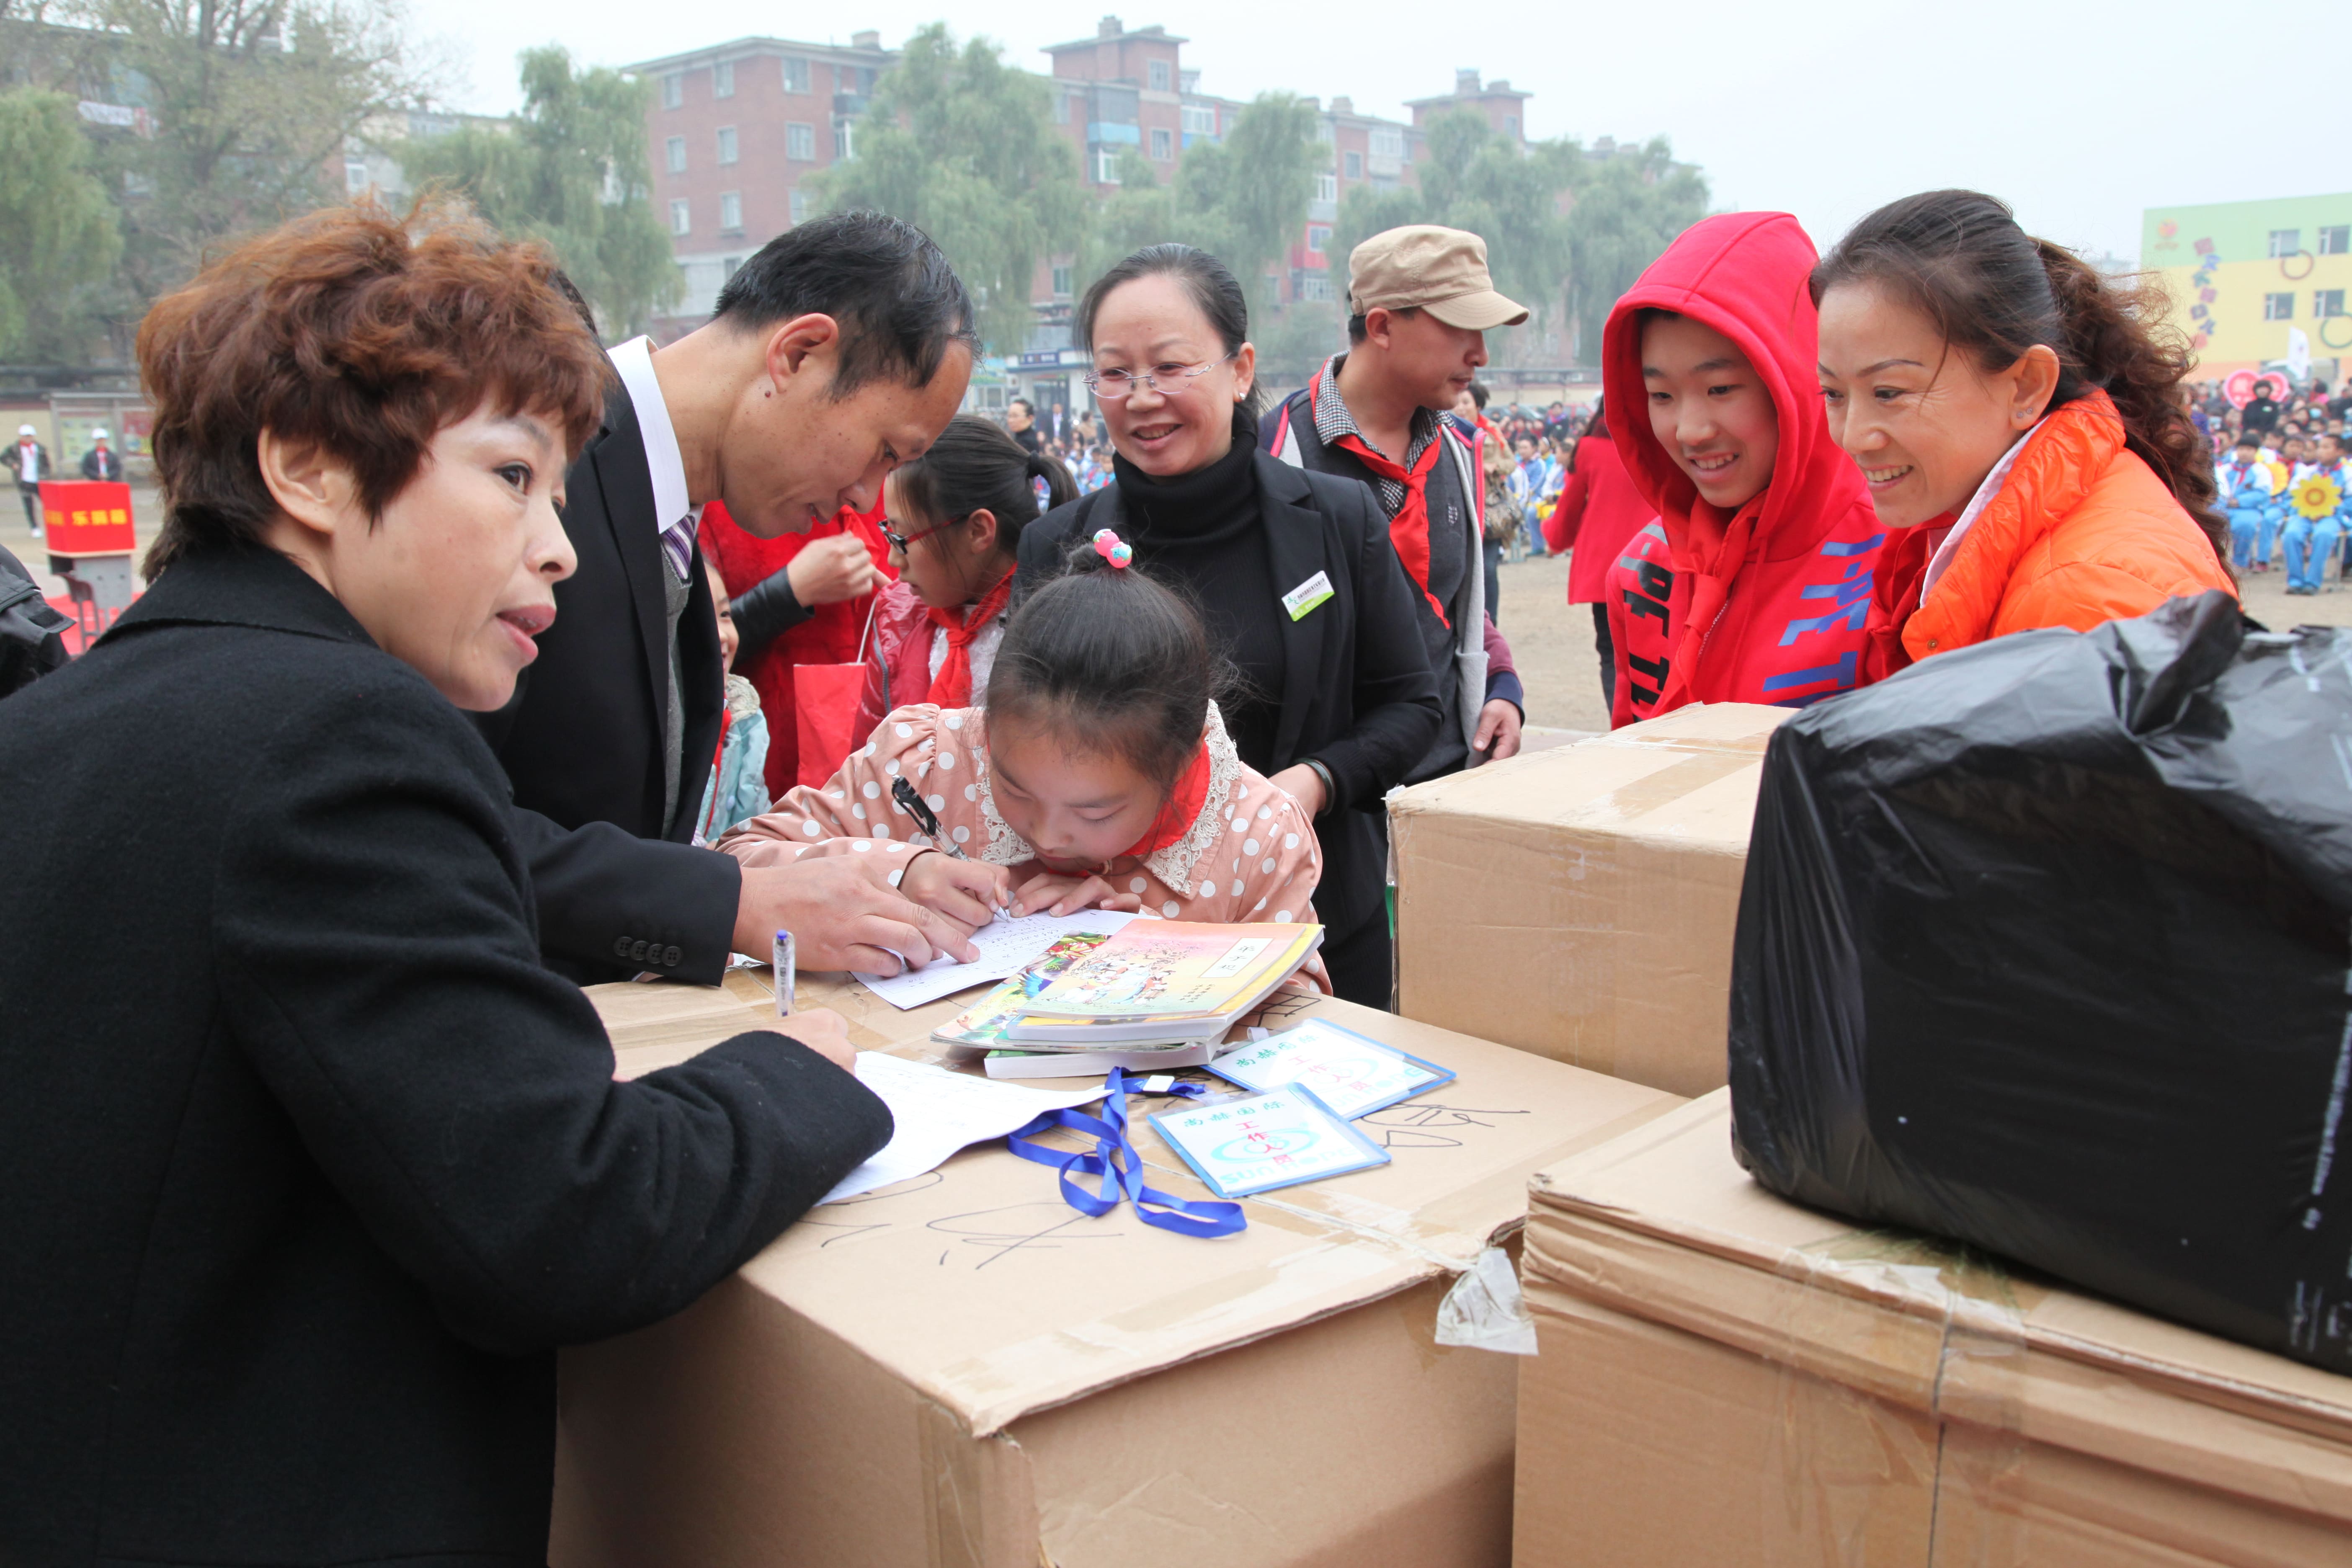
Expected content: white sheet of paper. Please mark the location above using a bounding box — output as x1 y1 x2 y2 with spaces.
854 907 1142 1008
820 1052 1108 1204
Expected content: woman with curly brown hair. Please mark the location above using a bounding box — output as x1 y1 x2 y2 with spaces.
0 204 890 1565
1813 190 2236 681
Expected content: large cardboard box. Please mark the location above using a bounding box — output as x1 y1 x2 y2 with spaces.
1391 703 1792 1097
1512 1091 2352 1567
554 971 1682 1568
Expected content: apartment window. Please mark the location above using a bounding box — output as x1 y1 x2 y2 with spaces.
2269 228 2302 258
717 126 738 165
1306 224 1332 254
713 59 735 98
661 72 682 110
2318 289 2348 319
1369 126 1403 159
1300 275 1334 303
1182 103 1214 136
2265 291 2295 320
833 117 856 160
2321 226 2350 256
669 198 689 236
665 135 686 173
1147 59 1170 91
724 255 743 280
782 56 810 94
1343 150 1362 180
1094 147 1121 185
1504 115 1519 137
1150 127 1172 161
1315 172 1337 203
786 122 815 161
719 191 742 232
1051 264 1072 299
789 188 808 226
1055 92 1071 125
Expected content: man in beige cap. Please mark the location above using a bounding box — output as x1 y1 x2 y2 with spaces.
1263 223 1528 784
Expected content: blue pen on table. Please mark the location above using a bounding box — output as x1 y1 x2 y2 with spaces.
771 928 795 1017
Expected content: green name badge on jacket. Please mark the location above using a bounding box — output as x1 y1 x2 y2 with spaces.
1281 570 1335 622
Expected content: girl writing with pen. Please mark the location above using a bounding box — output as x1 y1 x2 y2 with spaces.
717 537 1324 934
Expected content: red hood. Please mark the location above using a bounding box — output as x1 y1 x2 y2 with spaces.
1600 211 1869 566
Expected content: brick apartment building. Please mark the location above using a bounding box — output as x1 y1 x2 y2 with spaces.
621 15 1550 402
624 31 898 318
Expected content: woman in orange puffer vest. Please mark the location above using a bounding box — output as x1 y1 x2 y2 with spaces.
1813 190 2234 681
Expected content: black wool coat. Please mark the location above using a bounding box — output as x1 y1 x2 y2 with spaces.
0 545 891 1566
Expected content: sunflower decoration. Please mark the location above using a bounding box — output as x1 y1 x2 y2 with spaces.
2293 472 2344 522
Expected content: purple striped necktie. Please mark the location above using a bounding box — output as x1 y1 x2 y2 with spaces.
660 511 695 582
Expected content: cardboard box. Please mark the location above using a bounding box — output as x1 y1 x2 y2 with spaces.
1391 703 1792 1098
553 971 1682 1568
1511 1091 2352 1567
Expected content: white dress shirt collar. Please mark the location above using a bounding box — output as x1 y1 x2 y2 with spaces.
608 335 699 534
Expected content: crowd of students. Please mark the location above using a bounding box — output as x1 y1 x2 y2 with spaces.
0 184 2253 1561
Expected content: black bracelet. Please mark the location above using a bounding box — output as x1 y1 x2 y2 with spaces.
1302 756 1336 814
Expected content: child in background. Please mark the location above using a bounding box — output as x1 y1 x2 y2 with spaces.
2218 432 2280 572
719 537 1323 931
853 417 1076 748
694 559 771 843
1602 211 1883 726
2281 433 2350 595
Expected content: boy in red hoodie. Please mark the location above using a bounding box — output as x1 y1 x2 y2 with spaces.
1602 212 1884 726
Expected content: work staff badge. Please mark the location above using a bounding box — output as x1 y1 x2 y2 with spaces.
1281 571 1335 622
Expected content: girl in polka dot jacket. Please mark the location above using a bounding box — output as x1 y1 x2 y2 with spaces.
719 537 1323 933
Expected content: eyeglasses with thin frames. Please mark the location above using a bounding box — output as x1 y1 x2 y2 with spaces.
882 513 968 554
1083 353 1237 401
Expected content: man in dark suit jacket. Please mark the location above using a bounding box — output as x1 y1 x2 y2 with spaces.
480 211 984 985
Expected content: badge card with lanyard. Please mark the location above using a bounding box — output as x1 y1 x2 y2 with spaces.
1204 1017 1453 1120
1006 1068 1246 1238
1147 1084 1390 1200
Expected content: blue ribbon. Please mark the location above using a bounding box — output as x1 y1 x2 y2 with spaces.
1005 1068 1244 1238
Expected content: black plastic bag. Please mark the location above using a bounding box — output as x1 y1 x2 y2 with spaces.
1729 591 2352 1372
0 542 69 699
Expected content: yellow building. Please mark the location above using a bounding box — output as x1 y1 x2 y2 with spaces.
2143 194 2352 381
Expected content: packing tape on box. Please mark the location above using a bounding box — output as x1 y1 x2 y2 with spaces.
1761 1235 2030 1566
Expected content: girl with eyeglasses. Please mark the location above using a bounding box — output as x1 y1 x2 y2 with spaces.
1015 245 1441 1010
851 415 1075 746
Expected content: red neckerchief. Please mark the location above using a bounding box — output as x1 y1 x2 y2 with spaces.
924 568 1013 708
1313 366 1451 626
1118 742 1211 862
1653 490 1768 712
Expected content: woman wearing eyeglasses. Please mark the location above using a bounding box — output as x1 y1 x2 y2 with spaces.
851 415 1076 744
1016 244 1442 1009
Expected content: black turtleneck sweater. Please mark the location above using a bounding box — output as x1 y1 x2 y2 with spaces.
1107 438 1285 773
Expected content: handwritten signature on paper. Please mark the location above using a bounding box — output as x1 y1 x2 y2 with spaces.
1356 1103 1532 1150
926 1202 1126 1270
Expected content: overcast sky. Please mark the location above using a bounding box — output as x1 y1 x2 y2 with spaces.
406 0 2342 265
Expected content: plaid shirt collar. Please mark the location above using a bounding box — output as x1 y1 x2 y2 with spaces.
1311 354 1443 518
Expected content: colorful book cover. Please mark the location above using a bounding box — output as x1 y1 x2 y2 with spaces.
932 931 1119 1048
1016 922 1323 1022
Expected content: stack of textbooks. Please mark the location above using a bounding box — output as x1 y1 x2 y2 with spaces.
932 921 1324 1079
